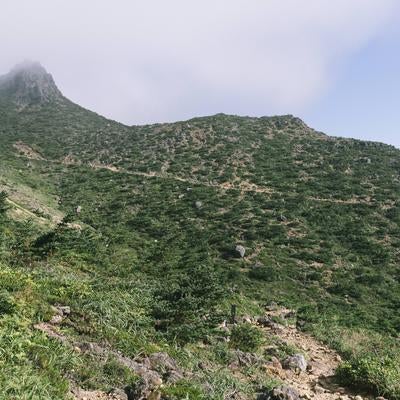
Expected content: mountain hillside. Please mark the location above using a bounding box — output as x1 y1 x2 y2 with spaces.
0 63 400 400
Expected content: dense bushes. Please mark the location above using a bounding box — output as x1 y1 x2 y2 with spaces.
338 354 400 398
1 100 400 397
152 263 225 343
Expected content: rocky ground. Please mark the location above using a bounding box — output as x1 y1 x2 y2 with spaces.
34 304 380 400
258 306 369 400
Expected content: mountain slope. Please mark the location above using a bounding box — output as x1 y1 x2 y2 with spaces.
0 63 400 399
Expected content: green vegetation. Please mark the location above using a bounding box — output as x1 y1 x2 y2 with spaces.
230 323 264 352
1 65 400 398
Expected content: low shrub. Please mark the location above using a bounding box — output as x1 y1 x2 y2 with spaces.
230 323 263 352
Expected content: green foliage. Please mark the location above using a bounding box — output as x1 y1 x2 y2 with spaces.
153 263 225 343
230 323 263 352
0 191 8 215
337 355 400 398
161 380 206 400
1 82 400 398
0 290 16 315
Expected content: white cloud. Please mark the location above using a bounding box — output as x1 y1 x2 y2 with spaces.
0 0 397 123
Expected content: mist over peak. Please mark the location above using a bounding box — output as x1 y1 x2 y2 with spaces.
0 60 62 106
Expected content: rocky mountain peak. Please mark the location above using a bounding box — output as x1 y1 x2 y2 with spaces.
0 60 63 106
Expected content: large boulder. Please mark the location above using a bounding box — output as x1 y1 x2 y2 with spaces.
235 245 246 258
283 354 307 373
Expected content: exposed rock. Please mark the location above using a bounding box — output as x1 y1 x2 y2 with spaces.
148 352 178 372
261 385 300 400
234 350 263 367
58 305 71 315
50 314 63 324
108 388 128 400
280 310 296 320
0 61 63 106
257 316 274 327
145 352 183 382
283 354 307 373
313 385 325 395
194 200 203 209
241 315 253 323
269 356 282 369
235 245 245 258
49 305 70 324
167 369 184 383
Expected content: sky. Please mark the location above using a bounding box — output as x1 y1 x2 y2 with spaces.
1 0 399 147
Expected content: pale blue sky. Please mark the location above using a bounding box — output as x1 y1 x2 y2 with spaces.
303 22 400 147
1 1 399 147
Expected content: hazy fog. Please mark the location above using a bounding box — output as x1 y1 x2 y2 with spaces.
1 0 399 146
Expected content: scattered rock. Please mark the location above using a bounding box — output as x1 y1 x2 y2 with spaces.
241 315 253 323
280 310 296 320
49 305 71 324
58 305 71 315
50 314 63 324
283 354 307 373
234 350 263 367
335 387 347 395
263 385 301 400
194 200 203 209
235 245 245 258
270 356 283 370
257 316 274 327
147 352 178 372
144 352 183 382
108 388 128 400
313 385 325 395
50 305 63 316
354 396 363 400
76 205 82 214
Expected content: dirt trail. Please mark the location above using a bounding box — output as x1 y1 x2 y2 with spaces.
262 307 369 400
5 198 50 224
14 144 376 205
